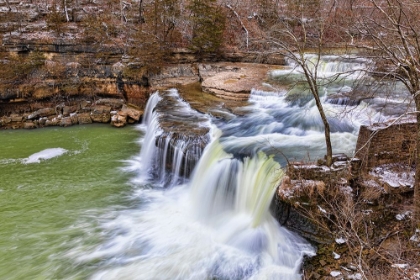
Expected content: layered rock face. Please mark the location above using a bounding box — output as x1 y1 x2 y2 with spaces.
0 40 149 114
0 0 288 128
0 98 142 129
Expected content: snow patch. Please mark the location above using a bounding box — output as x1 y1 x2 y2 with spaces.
396 211 412 221
318 205 328 214
391 264 409 269
333 251 341 259
335 237 347 244
348 273 363 280
330 270 342 277
370 164 414 190
410 229 420 243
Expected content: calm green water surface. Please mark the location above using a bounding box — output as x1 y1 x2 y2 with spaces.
0 125 140 279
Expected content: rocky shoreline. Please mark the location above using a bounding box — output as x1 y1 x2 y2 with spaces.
0 97 143 129
0 59 282 130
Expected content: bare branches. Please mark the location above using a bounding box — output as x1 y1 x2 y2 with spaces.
226 4 248 49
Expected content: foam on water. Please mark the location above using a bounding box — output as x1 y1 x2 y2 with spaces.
23 148 68 164
0 148 69 165
71 54 411 279
80 129 314 280
270 54 369 80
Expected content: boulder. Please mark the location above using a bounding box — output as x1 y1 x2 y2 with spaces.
111 62 125 76
200 63 276 101
77 113 93 124
90 105 111 123
1 116 12 125
27 108 56 120
38 117 47 126
120 104 142 121
70 114 79 124
45 118 60 126
149 64 200 88
79 100 92 113
111 114 127 127
63 105 78 116
10 114 23 122
24 122 37 129
60 117 73 127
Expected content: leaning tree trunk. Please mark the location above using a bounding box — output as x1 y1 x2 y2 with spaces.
314 94 333 166
302 65 333 167
415 96 420 228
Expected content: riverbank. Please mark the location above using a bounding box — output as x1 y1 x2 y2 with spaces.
0 97 143 129
0 60 282 130
274 157 420 279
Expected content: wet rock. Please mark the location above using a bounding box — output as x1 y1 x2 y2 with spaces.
120 104 142 122
77 113 93 124
24 121 37 129
10 114 23 122
111 114 127 127
60 117 73 127
27 108 56 120
90 105 111 123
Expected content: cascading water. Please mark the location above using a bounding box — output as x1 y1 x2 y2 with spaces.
74 55 414 279
78 89 315 280
272 54 369 80
136 89 210 186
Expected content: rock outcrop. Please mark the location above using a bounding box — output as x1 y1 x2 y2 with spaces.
200 63 278 100
0 97 143 129
355 116 417 169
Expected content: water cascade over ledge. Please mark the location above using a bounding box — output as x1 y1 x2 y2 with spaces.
81 89 315 280
137 90 211 186
78 55 413 279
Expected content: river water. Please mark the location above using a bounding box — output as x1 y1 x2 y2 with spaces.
0 56 412 279
0 125 140 279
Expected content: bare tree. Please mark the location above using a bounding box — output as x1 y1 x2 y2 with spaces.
265 0 352 166
356 0 420 227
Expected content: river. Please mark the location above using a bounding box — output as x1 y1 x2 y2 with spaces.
0 125 140 279
0 56 412 279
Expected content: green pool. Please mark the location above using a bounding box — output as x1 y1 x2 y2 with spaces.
0 125 140 279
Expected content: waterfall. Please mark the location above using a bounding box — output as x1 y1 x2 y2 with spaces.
275 54 369 80
82 90 315 280
137 90 210 186
65 54 416 280
190 129 283 228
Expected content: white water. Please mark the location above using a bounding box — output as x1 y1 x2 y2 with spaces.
84 128 314 280
78 89 318 279
76 56 409 279
137 90 210 186
271 54 369 80
23 148 68 164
